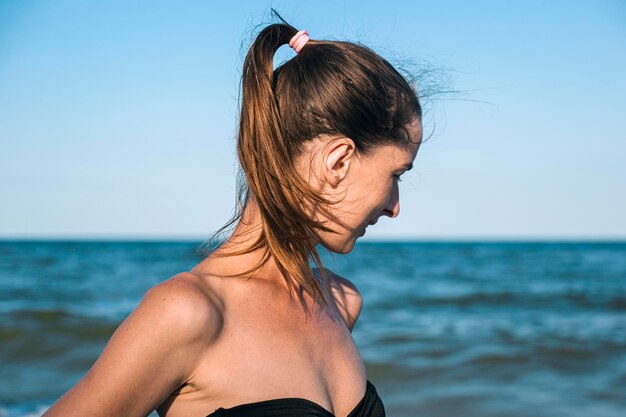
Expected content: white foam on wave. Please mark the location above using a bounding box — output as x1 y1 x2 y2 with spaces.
0 404 49 417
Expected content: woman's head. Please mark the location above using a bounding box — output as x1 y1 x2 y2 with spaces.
300 117 422 255
206 10 422 308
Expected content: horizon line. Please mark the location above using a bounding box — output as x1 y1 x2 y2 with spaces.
1 235 625 243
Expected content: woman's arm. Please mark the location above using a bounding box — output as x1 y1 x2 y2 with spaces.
43 274 222 417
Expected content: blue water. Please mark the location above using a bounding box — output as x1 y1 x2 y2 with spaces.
1 241 625 416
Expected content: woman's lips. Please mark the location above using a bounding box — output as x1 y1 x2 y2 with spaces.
358 219 377 237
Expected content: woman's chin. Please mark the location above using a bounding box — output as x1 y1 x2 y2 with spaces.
319 235 359 254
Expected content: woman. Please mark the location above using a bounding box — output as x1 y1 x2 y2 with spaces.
43 11 422 417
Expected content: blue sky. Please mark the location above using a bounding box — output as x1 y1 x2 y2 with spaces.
1 0 625 239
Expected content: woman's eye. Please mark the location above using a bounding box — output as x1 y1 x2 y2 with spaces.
393 174 402 182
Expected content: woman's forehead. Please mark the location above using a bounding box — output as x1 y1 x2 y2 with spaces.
368 141 418 167
407 117 423 144
393 118 423 157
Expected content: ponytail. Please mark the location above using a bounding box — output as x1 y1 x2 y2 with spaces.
205 14 338 310
202 9 423 313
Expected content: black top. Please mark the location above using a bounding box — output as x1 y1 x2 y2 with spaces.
206 380 385 417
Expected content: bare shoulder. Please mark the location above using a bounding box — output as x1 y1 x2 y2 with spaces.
140 272 224 340
319 268 363 332
42 272 224 417
143 272 224 322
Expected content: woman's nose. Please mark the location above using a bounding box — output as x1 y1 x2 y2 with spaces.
383 182 400 218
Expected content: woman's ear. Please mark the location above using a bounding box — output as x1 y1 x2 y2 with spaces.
321 137 356 188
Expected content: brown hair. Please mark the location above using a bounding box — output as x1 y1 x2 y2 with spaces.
202 9 422 311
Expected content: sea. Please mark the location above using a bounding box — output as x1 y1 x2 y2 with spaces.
0 240 625 417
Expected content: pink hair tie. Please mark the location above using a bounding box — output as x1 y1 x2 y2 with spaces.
289 29 310 54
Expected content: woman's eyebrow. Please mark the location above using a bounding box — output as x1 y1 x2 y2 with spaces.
401 163 413 171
